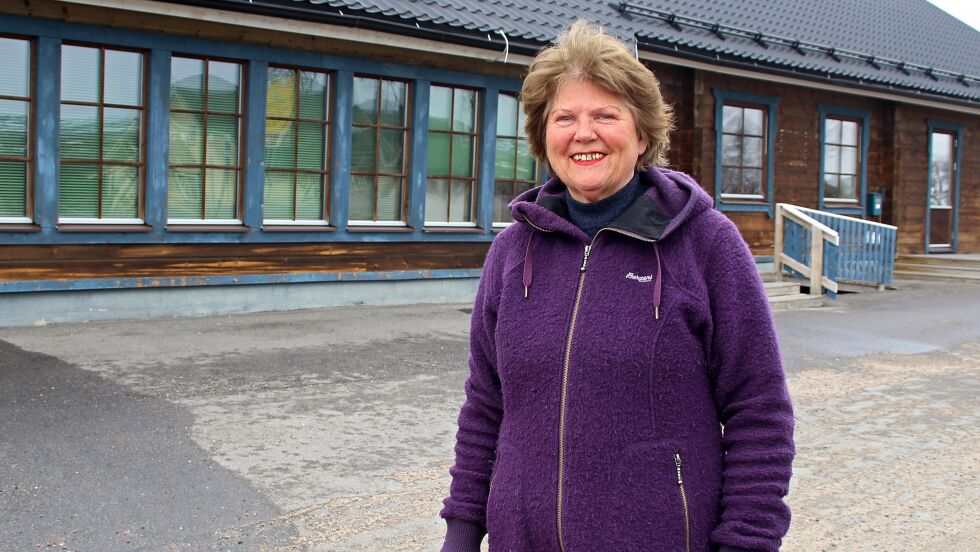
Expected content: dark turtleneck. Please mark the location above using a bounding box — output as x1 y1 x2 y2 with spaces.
564 173 643 238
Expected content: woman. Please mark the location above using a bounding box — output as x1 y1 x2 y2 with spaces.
441 20 794 552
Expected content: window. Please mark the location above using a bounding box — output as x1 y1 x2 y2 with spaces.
929 132 955 210
265 67 330 224
58 44 144 222
712 90 778 214
720 104 766 197
426 85 478 225
822 118 859 201
349 76 409 225
168 56 243 223
0 36 32 222
493 93 536 225
818 106 870 213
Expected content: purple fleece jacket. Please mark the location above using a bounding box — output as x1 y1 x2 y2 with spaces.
441 167 795 551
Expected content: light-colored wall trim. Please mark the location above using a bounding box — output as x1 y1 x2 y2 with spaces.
0 276 480 327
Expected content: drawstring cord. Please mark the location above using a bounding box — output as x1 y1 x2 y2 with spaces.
653 241 663 320
521 227 662 321
523 230 535 299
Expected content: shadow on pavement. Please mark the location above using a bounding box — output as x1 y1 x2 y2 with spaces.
0 340 295 551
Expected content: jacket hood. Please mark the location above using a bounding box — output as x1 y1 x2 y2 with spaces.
510 166 714 243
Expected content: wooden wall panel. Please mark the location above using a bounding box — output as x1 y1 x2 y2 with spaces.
648 63 696 175
0 242 491 283
692 72 912 255
893 105 980 253
725 212 774 256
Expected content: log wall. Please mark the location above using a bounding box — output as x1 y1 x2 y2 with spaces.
893 105 979 253
0 242 491 283
694 72 894 255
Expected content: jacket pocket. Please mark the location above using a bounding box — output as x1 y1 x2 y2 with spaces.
599 441 692 551
485 441 530 550
674 453 691 552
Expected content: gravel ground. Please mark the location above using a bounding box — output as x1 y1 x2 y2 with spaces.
1 280 978 551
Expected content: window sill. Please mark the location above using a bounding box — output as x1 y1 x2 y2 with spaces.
716 198 773 216
347 225 415 233
423 226 486 234
823 202 866 216
166 224 251 233
262 224 337 232
0 223 42 233
57 223 153 233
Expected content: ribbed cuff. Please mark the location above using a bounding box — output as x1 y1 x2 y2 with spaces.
440 519 485 552
719 547 756 552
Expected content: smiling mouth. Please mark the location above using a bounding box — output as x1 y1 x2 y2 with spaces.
571 153 606 162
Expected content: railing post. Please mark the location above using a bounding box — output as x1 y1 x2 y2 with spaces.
774 204 784 282
809 228 824 296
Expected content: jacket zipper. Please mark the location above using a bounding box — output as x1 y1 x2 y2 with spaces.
674 453 691 552
556 243 591 552
549 227 656 551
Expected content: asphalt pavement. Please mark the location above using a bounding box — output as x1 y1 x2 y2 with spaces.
1 280 978 551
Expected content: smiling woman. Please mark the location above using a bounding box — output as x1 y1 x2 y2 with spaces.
440 19 795 552
544 80 647 203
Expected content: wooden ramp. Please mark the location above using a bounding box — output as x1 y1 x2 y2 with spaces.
894 254 980 283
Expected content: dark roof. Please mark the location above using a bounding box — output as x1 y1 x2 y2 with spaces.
196 0 980 105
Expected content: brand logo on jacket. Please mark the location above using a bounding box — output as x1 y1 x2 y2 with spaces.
626 272 653 283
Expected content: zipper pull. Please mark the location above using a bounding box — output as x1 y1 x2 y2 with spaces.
580 244 592 272
674 453 683 485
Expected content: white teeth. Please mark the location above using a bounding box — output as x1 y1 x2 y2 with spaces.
572 153 605 161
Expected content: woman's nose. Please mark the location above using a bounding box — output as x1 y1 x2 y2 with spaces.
573 119 597 141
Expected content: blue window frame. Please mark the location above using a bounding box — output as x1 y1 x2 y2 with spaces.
492 92 538 226
712 89 779 217
425 84 480 226
0 14 523 245
818 105 870 215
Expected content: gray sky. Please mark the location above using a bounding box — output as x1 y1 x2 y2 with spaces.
928 0 980 31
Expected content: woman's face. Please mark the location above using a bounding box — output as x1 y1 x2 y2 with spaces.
545 80 647 204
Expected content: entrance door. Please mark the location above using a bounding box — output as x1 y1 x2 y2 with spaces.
928 131 957 252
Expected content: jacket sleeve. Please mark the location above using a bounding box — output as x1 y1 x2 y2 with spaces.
440 238 507 549
704 220 795 552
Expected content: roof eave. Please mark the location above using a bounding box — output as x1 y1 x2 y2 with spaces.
163 0 546 56
638 42 980 111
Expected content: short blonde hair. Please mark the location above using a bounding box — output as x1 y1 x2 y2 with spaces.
521 19 674 172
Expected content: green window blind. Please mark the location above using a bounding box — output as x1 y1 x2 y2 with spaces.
168 56 242 221
349 76 409 223
59 45 144 220
0 37 32 219
265 67 330 222
425 85 478 224
493 93 536 223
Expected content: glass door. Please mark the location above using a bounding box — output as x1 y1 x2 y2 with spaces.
928 131 957 252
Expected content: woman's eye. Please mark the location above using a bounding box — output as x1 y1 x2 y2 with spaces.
596 113 614 121
555 115 574 124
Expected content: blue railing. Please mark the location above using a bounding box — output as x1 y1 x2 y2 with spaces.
776 204 841 298
793 206 897 288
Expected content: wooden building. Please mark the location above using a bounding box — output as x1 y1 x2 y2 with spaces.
0 0 978 324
